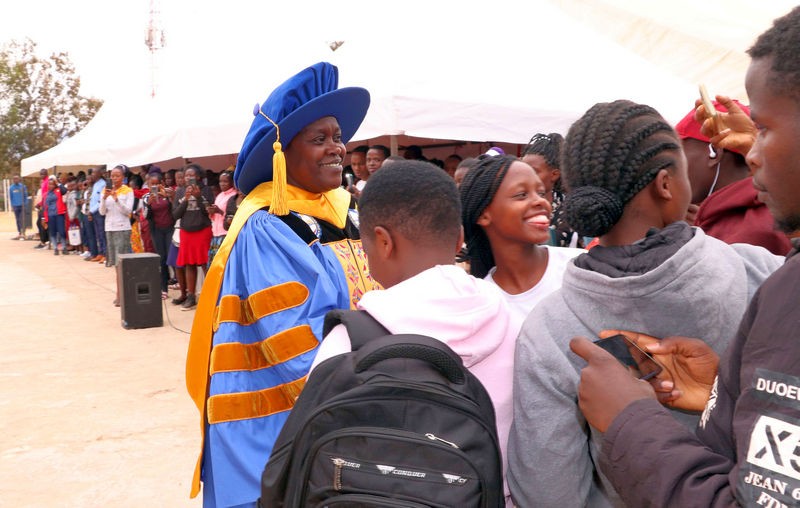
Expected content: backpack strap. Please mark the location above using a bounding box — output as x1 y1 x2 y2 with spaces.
323 309 390 351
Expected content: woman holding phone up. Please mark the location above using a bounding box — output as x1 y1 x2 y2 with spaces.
205 170 237 267
145 171 175 299
172 164 214 311
100 165 134 306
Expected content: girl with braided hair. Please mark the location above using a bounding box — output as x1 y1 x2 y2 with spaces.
459 154 583 329
507 100 783 508
522 132 583 248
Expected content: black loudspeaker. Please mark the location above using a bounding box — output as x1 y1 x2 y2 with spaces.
118 253 163 329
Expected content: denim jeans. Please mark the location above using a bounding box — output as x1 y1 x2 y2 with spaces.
13 205 23 234
92 212 106 255
81 214 97 256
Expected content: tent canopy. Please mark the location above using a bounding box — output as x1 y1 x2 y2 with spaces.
21 0 796 176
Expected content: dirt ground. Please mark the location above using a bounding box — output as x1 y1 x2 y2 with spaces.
0 211 203 507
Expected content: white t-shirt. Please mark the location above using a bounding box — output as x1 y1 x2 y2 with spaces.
485 246 583 329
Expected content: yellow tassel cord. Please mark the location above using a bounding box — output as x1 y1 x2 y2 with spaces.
269 140 289 215
254 106 289 216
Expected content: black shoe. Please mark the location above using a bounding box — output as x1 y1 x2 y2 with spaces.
180 294 197 311
172 295 188 305
54 249 59 256
62 249 68 255
34 243 45 250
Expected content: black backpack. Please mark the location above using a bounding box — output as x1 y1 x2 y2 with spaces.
260 309 504 508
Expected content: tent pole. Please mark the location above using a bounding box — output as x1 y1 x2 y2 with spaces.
389 135 398 156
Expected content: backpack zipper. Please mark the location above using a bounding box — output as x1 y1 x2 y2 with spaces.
331 457 345 491
426 433 459 448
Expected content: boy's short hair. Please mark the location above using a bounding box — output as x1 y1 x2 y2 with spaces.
359 160 461 246
748 6 800 99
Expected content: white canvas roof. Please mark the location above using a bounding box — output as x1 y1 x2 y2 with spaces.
21 0 797 176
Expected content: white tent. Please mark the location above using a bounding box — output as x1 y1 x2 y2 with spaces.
20 92 251 175
20 0 797 176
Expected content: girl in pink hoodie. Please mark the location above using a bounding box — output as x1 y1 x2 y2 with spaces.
311 160 517 504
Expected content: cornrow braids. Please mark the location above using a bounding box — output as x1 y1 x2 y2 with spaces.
459 154 516 278
560 100 680 238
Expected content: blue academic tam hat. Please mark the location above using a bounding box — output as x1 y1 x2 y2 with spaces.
234 62 370 195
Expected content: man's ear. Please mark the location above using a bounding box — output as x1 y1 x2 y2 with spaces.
455 226 465 255
372 225 394 259
707 147 724 168
552 168 561 182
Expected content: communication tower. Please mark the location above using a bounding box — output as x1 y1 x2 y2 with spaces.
144 0 166 98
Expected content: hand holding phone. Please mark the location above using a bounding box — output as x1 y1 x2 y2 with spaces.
699 84 716 119
694 93 758 156
570 337 659 433
593 333 663 381
698 84 723 138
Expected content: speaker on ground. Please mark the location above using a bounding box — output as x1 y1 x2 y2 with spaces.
118 252 163 329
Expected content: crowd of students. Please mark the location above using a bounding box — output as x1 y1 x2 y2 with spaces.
183 7 800 507
24 163 243 310
178 14 800 507
11 7 800 506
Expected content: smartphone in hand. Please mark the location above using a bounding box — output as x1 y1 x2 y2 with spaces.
593 334 663 381
699 84 716 119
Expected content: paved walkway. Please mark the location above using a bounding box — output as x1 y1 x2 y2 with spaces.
0 212 202 507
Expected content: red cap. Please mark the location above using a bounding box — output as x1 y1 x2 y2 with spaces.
675 100 750 155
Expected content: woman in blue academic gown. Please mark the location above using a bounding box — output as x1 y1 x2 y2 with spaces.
185 62 379 508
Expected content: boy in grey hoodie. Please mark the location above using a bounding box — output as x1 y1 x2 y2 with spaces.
507 100 783 507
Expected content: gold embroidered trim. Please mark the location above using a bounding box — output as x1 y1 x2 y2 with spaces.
209 325 318 374
212 281 309 331
207 377 306 424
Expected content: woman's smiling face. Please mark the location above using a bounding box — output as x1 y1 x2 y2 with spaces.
284 116 345 193
479 160 553 246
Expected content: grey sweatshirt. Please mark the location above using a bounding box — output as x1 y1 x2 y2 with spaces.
507 227 783 508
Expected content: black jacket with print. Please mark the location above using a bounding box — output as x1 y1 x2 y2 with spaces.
597 244 800 507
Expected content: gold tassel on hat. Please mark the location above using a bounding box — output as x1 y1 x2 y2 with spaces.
269 140 289 215
256 105 289 215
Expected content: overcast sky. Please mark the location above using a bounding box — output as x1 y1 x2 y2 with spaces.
0 0 360 102
3 1 798 114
